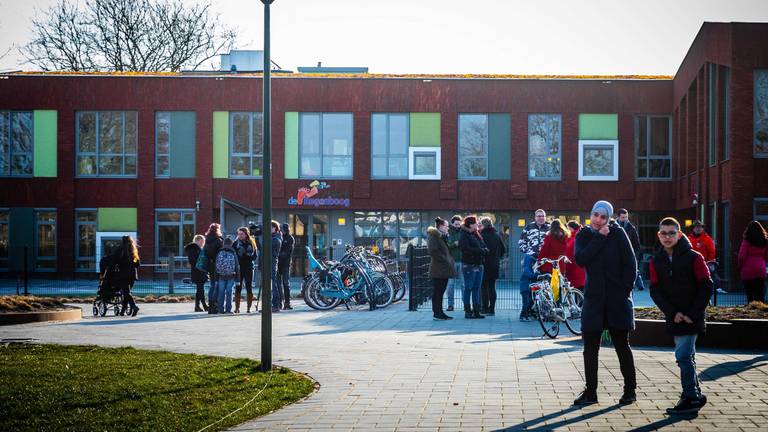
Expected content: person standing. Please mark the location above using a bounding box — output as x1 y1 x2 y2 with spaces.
445 215 463 312
184 234 208 312
538 219 570 274
617 208 645 291
738 220 768 303
269 221 284 313
203 223 224 314
518 209 550 321
565 221 586 290
278 223 295 310
573 200 638 406
649 217 712 415
427 217 456 320
233 227 257 313
460 215 489 319
112 235 141 317
687 220 716 262
214 237 240 314
480 217 506 315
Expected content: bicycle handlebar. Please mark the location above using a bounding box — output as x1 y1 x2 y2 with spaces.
532 255 571 271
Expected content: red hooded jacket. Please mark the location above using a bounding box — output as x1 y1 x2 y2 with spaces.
687 231 716 262
565 228 586 288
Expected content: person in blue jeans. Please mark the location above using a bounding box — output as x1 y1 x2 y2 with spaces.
269 221 284 313
445 215 463 311
214 237 240 314
459 216 489 319
649 217 713 415
518 210 550 321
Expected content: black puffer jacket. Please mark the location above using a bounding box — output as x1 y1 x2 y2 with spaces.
481 227 506 280
649 235 713 335
459 225 489 266
185 242 208 284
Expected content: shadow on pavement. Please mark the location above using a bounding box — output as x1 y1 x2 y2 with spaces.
700 354 768 381
59 312 230 326
494 404 622 431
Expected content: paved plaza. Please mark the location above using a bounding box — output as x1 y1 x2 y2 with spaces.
1 302 766 431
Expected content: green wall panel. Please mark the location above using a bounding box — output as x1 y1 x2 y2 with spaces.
409 113 441 147
33 110 57 177
579 114 618 140
169 112 196 178
212 111 229 179
8 208 34 271
488 114 511 180
284 112 299 179
98 208 137 232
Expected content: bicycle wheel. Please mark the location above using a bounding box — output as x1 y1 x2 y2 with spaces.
564 288 584 336
535 291 560 339
390 273 406 303
98 300 108 317
304 277 342 310
366 275 394 309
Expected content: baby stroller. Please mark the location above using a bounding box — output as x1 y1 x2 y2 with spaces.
92 255 126 317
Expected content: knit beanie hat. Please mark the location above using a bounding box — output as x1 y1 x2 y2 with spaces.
463 215 477 227
591 200 614 218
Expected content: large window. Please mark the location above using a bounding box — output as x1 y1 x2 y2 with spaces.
230 112 263 177
76 111 137 176
75 210 97 271
458 114 488 179
528 114 562 180
721 67 731 161
754 70 768 157
300 113 353 178
353 211 426 265
579 140 619 181
635 116 672 179
371 113 409 178
0 209 8 270
708 63 717 166
156 210 195 269
35 210 56 271
155 112 171 177
0 111 33 176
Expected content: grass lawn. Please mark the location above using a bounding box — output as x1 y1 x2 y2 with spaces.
0 344 316 432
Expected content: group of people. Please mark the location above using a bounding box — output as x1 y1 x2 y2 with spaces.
184 221 295 314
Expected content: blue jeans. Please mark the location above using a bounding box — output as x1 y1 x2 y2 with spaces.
462 264 483 309
634 264 645 290
271 269 282 310
519 254 536 317
446 262 463 307
216 278 234 313
674 334 701 399
208 278 218 308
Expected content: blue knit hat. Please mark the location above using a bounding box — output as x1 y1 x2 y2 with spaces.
591 200 614 218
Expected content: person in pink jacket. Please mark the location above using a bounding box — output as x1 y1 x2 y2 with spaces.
737 220 768 304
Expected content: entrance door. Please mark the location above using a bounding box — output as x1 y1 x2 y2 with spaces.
287 214 330 277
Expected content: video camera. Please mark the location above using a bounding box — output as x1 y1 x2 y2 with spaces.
248 222 263 237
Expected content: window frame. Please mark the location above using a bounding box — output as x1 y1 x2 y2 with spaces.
458 113 489 180
75 208 98 272
408 147 441 180
0 208 8 271
721 66 731 161
371 113 409 179
527 113 563 181
155 112 171 178
299 112 354 179
155 209 196 272
708 63 718 167
634 115 673 180
75 111 138 177
754 69 768 158
578 139 619 181
229 111 264 178
34 209 57 272
0 111 34 178
754 198 768 222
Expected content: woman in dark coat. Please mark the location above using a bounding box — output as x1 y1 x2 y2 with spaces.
111 235 141 317
459 215 489 319
203 223 224 314
573 200 637 406
427 217 456 320
479 217 506 315
185 234 208 312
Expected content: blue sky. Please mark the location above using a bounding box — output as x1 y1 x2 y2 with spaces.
1 0 767 75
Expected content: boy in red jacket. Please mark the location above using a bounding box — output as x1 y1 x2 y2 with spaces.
687 220 716 262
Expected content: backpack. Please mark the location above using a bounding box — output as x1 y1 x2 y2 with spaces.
215 249 237 277
195 253 208 272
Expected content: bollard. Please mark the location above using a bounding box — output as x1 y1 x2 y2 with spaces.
408 245 416 311
23 245 29 296
168 256 175 294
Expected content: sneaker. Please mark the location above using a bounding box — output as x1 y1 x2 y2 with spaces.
619 390 637 405
442 314 454 320
716 288 728 294
666 396 705 415
573 390 598 406
519 315 529 322
447 306 454 312
433 315 449 321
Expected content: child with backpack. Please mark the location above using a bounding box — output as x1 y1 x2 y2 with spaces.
214 237 240 314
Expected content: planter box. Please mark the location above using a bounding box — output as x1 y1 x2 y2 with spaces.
631 319 768 350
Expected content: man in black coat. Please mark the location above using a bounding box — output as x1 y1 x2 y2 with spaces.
573 200 638 406
617 208 645 291
278 223 295 310
649 217 712 415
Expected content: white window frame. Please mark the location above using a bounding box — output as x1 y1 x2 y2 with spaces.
578 139 619 181
408 147 441 180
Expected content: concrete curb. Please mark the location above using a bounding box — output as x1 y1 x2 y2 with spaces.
0 307 82 326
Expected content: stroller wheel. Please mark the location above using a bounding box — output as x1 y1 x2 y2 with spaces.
123 303 133 317
92 301 99 317
113 303 121 316
98 301 108 317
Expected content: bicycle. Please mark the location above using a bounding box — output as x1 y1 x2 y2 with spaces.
530 255 584 338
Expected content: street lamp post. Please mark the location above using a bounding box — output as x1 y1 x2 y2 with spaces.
260 0 274 372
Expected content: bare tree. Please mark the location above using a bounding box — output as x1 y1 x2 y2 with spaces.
23 0 238 72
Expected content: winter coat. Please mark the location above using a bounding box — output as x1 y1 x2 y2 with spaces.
459 225 489 266
565 230 586 289
278 233 295 269
203 233 224 273
687 231 716 262
574 220 637 332
214 246 240 281
480 227 506 280
737 239 768 281
618 220 642 264
649 235 712 336
270 231 282 274
184 242 208 284
427 227 457 279
518 221 550 257
447 226 462 263
538 232 568 274
233 238 256 273
109 247 140 287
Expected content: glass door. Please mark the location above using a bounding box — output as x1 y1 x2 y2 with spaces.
287 214 330 277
